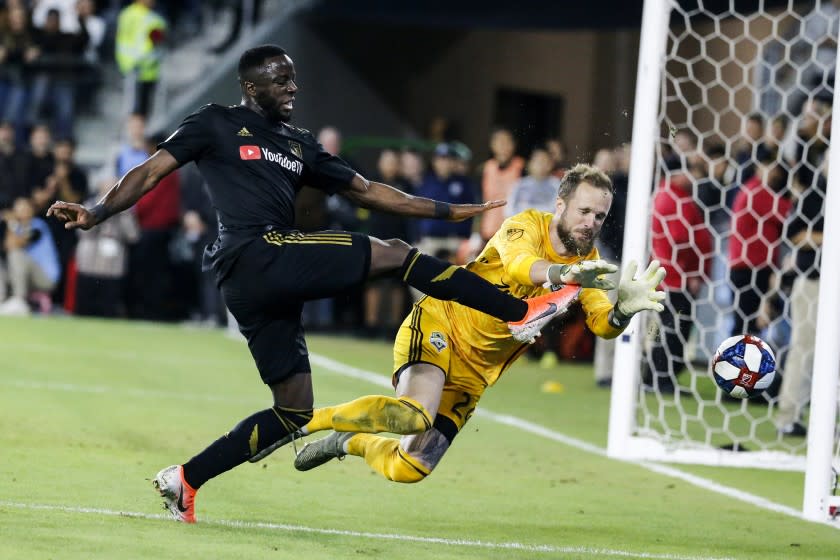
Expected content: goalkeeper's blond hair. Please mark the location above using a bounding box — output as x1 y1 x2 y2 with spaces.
557 163 614 201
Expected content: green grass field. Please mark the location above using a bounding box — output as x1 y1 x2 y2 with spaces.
1 316 837 559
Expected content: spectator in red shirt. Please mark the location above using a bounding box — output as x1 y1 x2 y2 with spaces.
126 134 181 320
133 166 181 229
647 160 713 390
727 147 792 337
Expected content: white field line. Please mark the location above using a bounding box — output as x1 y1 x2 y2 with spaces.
0 501 734 560
307 354 809 522
0 344 816 525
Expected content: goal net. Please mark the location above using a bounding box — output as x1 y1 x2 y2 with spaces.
608 0 840 523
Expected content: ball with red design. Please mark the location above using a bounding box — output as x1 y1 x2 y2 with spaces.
711 335 777 399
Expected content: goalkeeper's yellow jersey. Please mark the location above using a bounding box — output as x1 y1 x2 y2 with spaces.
413 209 623 388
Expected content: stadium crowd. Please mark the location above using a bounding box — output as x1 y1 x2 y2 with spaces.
0 1 827 437
648 78 828 436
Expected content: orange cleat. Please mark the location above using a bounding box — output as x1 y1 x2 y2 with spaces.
153 465 197 523
508 285 582 343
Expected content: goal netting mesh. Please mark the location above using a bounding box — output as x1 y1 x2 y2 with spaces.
628 0 834 471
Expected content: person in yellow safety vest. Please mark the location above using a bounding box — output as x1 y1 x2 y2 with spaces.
116 0 167 117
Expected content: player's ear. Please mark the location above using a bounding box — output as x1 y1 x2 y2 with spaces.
243 80 256 96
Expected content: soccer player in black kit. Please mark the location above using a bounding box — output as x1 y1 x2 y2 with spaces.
48 45 615 522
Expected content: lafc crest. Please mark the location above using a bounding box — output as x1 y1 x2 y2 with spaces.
289 141 303 159
506 228 524 241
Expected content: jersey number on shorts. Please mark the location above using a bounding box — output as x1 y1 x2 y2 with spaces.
451 392 477 422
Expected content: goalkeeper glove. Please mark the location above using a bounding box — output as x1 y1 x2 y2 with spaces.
612 260 667 326
545 259 618 290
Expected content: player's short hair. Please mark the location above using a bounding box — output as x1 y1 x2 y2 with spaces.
557 163 614 200
238 45 287 81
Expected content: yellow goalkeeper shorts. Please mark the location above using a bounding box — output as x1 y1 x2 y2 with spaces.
392 300 484 433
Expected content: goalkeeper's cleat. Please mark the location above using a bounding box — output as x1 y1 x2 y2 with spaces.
294 431 354 472
508 285 582 343
153 465 197 523
248 429 302 463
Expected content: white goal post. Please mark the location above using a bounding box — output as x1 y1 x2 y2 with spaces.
607 0 840 524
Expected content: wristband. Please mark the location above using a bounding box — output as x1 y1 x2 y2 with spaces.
609 305 632 328
545 264 571 285
543 264 569 289
433 201 451 219
90 203 108 224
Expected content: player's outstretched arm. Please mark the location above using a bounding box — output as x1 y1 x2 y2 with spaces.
344 174 505 222
47 150 180 230
610 260 667 326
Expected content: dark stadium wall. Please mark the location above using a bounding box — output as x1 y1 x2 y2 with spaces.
396 29 641 164
161 18 644 171
306 21 642 164
151 9 777 180
158 18 416 173
592 30 638 153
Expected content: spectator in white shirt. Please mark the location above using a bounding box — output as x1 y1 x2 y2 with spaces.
32 0 81 33
77 0 105 63
505 147 562 217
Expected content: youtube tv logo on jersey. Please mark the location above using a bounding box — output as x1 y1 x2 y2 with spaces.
239 145 261 160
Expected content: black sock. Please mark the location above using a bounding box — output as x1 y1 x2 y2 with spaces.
399 249 527 322
182 406 312 489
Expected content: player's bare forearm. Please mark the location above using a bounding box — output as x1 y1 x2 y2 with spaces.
92 150 180 223
48 150 180 229
90 167 153 223
345 175 505 222
345 176 443 218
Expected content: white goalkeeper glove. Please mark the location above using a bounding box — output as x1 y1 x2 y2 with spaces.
612 260 667 325
545 259 618 290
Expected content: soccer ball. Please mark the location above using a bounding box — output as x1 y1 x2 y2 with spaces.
711 335 777 399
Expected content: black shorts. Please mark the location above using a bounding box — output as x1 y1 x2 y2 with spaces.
220 230 371 385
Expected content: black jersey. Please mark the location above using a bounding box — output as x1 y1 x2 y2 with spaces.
158 104 357 279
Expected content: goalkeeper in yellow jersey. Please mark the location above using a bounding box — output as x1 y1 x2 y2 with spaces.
293 164 666 483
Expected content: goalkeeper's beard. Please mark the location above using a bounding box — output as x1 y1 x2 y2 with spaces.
556 211 597 256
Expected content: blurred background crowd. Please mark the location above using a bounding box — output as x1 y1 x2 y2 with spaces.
0 1 828 431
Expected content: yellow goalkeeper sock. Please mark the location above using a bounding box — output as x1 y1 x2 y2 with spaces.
348 434 430 483
303 395 433 436
304 407 337 434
